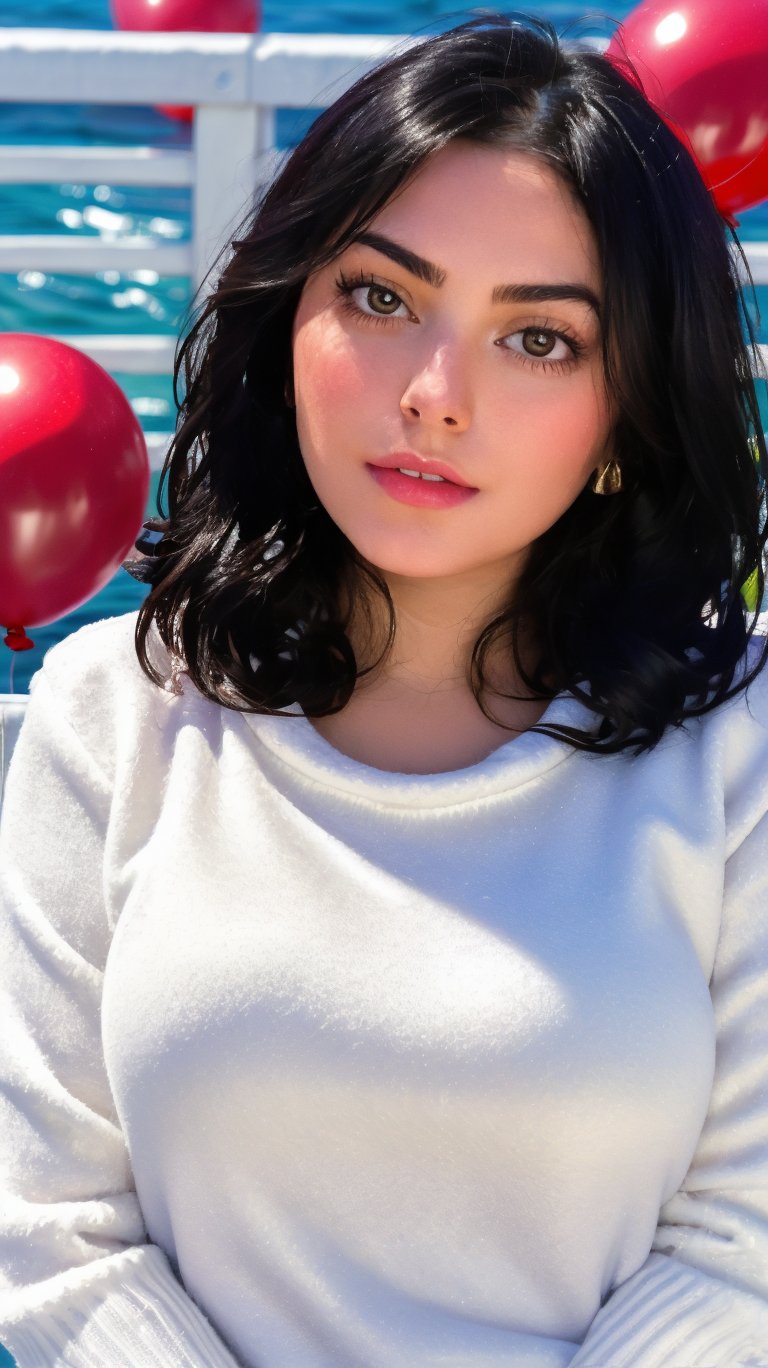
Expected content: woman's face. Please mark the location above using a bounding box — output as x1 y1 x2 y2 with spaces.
291 140 614 590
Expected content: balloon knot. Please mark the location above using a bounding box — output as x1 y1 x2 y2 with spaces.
3 626 36 652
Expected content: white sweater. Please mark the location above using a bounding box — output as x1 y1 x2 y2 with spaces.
1 609 768 1368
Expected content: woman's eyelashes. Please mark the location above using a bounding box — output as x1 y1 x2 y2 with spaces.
333 269 587 375
499 328 585 374
335 271 412 326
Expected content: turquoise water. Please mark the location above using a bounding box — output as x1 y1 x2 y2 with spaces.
2 0 768 694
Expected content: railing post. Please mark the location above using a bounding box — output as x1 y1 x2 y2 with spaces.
192 103 276 305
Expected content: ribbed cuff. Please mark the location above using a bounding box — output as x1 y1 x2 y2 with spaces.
570 1252 768 1367
0 1244 242 1368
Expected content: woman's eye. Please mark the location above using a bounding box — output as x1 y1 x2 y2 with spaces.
351 283 408 317
502 328 573 362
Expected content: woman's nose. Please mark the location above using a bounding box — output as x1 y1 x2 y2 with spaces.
399 345 472 432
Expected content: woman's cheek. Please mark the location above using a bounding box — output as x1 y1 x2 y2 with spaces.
296 317 372 414
509 380 610 485
301 359 374 483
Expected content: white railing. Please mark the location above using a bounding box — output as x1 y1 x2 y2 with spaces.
1 26 767 805
0 29 410 289
0 694 28 816
0 28 418 472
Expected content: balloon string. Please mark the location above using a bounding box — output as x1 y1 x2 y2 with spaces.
3 627 35 693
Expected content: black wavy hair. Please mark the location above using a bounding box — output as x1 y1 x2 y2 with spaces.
124 9 768 755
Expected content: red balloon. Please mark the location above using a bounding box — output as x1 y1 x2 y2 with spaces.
109 0 261 123
605 0 768 221
0 334 150 644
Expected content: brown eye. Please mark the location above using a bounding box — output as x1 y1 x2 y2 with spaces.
501 326 577 367
366 284 402 315
335 271 411 325
523 328 557 356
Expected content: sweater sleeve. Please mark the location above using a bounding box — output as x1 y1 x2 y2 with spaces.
570 801 768 1367
0 664 242 1368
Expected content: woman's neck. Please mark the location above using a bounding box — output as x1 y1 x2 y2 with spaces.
349 561 528 691
309 565 549 774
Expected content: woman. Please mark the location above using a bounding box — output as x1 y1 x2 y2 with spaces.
1 12 767 1366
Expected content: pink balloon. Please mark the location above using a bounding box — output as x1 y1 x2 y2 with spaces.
110 0 262 122
0 334 150 641
606 0 768 220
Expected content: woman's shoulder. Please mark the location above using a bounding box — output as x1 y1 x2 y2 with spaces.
38 608 141 669
36 608 169 697
29 609 176 775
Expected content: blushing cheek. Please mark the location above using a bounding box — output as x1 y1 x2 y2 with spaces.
297 317 368 411
314 350 363 407
554 408 604 471
542 376 612 480
502 383 611 534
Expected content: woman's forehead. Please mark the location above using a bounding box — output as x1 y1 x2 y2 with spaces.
340 143 601 294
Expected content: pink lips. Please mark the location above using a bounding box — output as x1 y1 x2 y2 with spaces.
366 453 479 510
370 452 476 487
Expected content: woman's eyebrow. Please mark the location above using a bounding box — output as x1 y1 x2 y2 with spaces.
350 230 602 318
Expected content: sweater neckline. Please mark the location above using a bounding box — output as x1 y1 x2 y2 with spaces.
242 691 595 809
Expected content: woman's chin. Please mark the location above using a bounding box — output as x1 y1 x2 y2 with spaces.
342 539 473 582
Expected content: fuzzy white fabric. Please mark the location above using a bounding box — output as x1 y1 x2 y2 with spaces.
1 610 768 1367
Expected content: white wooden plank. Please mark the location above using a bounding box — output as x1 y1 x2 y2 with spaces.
739 242 768 286
1 699 29 814
247 31 413 106
0 146 193 187
144 431 175 470
193 103 261 294
0 28 253 105
49 334 177 373
0 29 405 107
254 104 278 172
0 236 192 273
191 107 282 293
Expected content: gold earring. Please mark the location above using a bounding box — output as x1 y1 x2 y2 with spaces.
591 457 622 496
